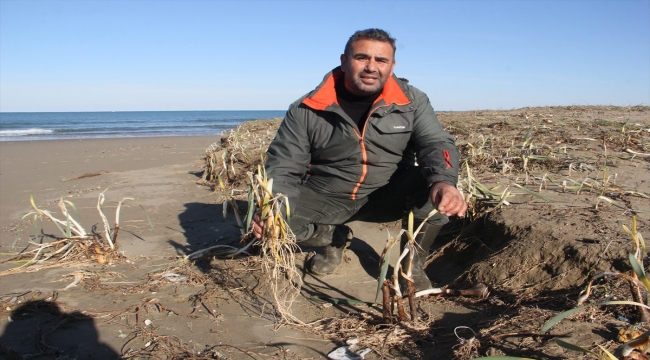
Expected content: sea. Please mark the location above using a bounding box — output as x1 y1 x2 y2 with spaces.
0 110 286 142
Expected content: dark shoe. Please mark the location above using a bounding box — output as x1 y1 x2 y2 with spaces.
400 223 443 292
298 224 336 247
309 225 353 276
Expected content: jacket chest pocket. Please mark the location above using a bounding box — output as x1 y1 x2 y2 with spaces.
367 115 413 156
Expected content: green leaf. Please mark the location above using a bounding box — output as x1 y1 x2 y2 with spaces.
513 184 561 203
597 195 627 210
628 253 650 290
540 305 589 333
523 127 533 146
474 178 500 197
555 339 596 355
375 241 395 303
47 211 68 237
11 235 21 248
544 176 564 187
598 300 650 311
30 194 38 211
245 183 255 232
138 203 155 230
596 345 617 360
63 200 81 218
490 190 511 212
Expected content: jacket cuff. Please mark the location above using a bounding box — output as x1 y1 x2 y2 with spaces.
425 174 458 188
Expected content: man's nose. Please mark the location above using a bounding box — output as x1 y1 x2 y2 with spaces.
364 59 378 72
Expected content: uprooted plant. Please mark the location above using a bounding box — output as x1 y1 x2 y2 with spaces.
243 166 303 325
377 211 434 323
0 191 151 275
377 211 489 324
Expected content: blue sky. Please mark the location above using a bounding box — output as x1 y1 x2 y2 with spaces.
1 0 648 112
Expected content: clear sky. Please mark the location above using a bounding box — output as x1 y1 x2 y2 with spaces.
1 0 648 112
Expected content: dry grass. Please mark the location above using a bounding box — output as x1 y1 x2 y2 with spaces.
201 118 282 189
443 106 650 216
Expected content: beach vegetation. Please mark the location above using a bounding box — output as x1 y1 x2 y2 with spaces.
535 216 649 360
0 191 151 276
193 106 649 358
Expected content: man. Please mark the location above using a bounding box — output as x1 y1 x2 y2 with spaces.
252 29 466 292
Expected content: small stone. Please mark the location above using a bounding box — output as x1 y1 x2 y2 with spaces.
346 338 359 345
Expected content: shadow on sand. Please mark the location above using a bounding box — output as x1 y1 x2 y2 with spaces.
0 299 119 359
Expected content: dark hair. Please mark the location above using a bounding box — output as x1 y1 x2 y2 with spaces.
344 28 396 57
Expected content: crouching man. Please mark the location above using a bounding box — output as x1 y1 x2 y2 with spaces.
252 28 467 292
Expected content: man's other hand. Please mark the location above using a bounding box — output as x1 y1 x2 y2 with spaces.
430 182 467 218
252 213 263 239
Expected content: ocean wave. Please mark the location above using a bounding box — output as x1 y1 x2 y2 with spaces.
0 128 54 136
0 110 285 141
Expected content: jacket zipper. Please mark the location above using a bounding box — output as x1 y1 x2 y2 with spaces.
350 104 390 200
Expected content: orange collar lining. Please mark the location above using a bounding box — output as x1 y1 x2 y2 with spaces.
302 69 410 111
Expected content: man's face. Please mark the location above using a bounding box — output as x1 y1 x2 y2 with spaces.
340 39 396 96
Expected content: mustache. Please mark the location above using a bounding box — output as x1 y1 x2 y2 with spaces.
359 72 379 79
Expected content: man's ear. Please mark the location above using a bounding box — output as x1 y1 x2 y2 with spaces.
340 54 347 72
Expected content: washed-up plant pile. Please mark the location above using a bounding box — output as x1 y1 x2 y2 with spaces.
0 191 150 276
201 118 282 189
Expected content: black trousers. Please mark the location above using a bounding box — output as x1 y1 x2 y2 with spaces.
289 167 449 242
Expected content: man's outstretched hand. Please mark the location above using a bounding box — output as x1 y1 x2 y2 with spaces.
430 182 467 218
252 213 263 239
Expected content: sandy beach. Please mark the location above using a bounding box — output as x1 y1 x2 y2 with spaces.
1 106 649 359
1 136 214 238
0 136 263 356
0 135 389 358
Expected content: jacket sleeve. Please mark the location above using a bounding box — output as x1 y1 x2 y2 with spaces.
409 88 460 187
264 102 312 215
